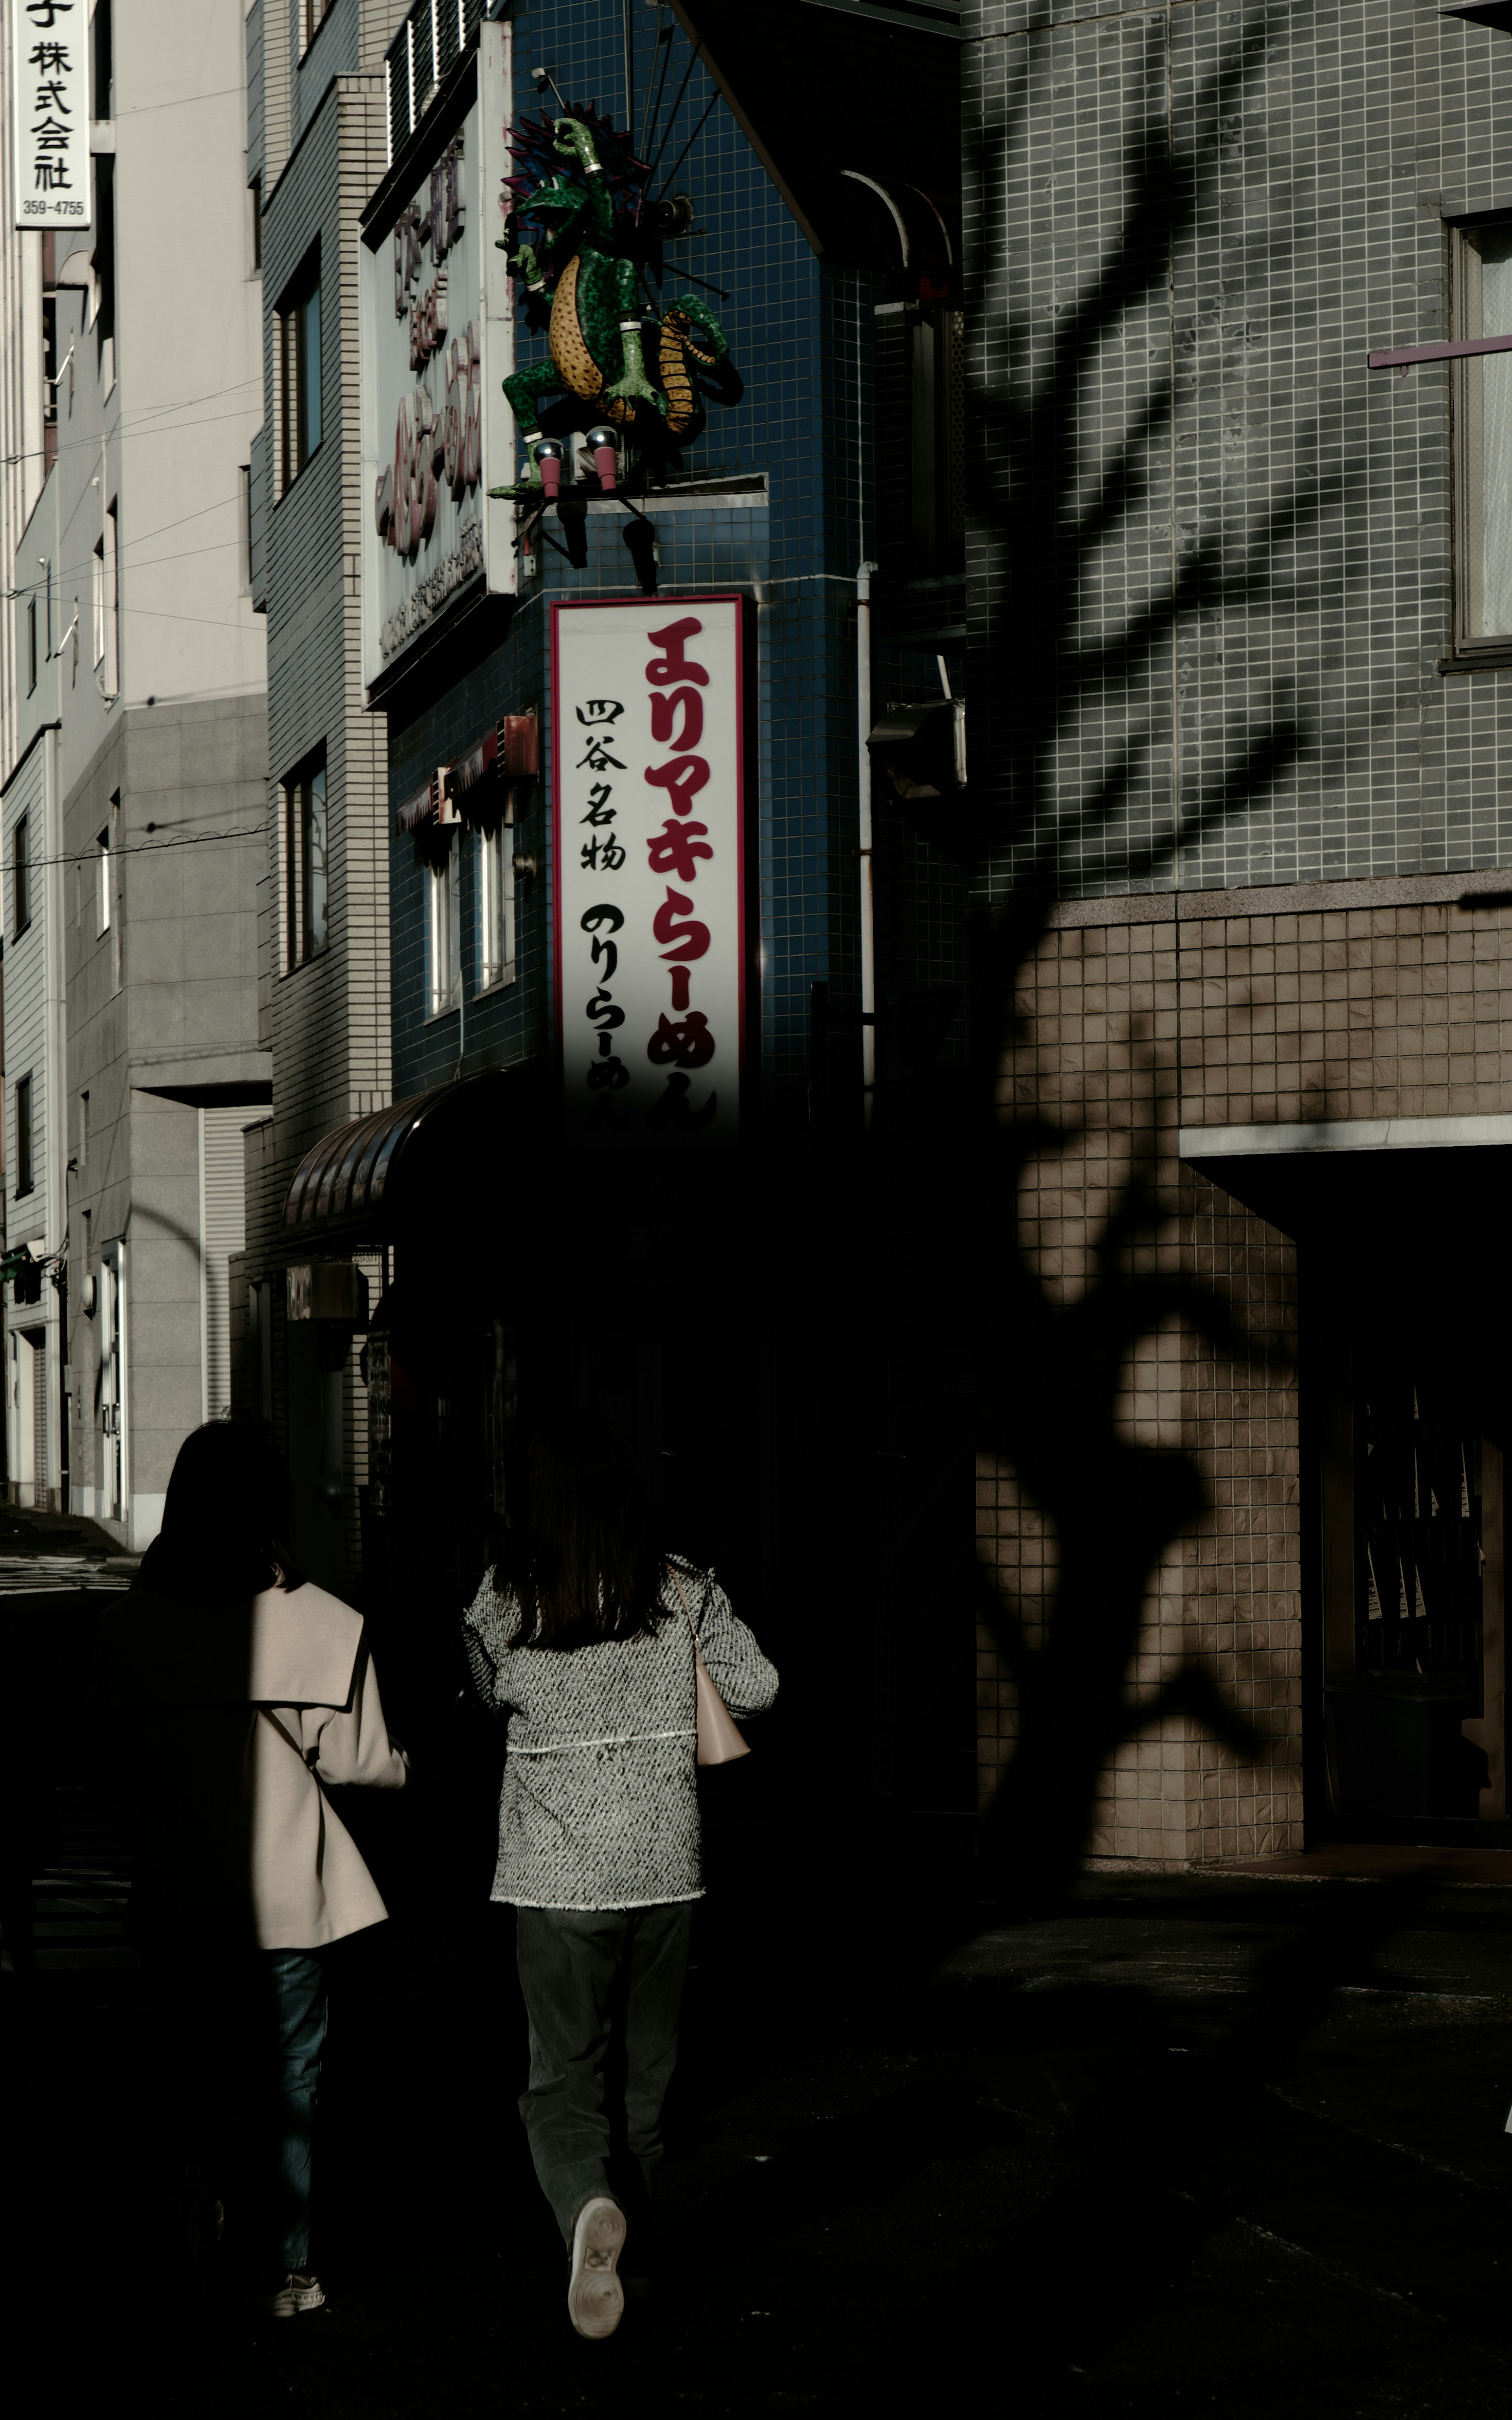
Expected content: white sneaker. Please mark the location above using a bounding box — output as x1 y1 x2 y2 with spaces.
247 2272 325 2319
567 2197 626 2340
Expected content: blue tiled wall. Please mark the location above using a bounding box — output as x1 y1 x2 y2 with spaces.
388 0 879 1110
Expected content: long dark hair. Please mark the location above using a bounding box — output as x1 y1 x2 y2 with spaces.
140 1420 307 1597
502 1414 669 1652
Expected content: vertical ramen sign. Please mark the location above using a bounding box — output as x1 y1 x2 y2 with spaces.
552 597 752 1148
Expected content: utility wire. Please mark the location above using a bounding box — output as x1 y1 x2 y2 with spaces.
655 93 720 204
3 397 263 472
19 824 266 872
645 39 703 180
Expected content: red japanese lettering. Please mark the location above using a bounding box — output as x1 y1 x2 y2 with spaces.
645 616 708 688
646 817 713 882
649 687 704 750
643 755 709 815
653 887 710 962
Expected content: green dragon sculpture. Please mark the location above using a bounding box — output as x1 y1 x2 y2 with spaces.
490 106 730 497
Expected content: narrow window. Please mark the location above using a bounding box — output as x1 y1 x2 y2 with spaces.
97 825 111 933
303 0 335 50
284 760 328 968
16 1075 33 1198
280 252 322 490
477 820 515 991
249 175 262 274
42 293 57 474
103 502 119 695
1454 220 1512 647
240 465 252 590
426 847 460 1016
14 815 31 937
93 0 114 121
27 597 37 696
93 538 104 666
80 1091 89 1171
108 795 122 991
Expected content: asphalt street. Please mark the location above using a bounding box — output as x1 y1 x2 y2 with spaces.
3 1582 1511 2414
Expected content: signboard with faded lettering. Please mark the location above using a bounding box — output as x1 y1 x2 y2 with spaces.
359 15 513 688
10 0 90 230
552 596 752 1149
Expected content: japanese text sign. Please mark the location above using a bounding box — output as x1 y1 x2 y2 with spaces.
10 0 90 229
552 597 751 1149
359 16 513 687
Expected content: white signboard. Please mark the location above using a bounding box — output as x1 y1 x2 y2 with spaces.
360 17 513 686
553 598 752 1149
10 0 90 230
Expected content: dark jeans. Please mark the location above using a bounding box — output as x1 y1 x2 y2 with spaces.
150 1944 327 2286
515 1902 695 2247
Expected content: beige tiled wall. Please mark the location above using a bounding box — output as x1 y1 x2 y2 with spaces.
977 906 1321 1865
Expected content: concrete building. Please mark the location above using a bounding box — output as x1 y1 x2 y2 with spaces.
257 0 976 1814
2 0 267 1540
234 0 408 1594
969 0 1512 1860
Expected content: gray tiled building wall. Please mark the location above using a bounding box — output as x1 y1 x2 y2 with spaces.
243 5 406 1589
963 2 1512 1857
965 0 1512 902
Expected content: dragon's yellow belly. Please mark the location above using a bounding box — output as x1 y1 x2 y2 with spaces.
550 256 604 402
660 313 698 436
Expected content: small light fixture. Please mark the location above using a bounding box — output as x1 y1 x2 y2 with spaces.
532 437 564 500
584 423 619 492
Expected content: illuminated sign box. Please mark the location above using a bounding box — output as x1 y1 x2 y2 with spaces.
552 596 756 1149
359 16 515 691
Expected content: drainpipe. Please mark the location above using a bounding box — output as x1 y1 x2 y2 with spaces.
856 559 879 1126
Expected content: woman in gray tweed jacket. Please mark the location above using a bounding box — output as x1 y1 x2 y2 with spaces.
462 1415 778 2341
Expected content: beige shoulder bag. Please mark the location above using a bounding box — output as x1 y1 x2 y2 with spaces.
672 1570 750 1766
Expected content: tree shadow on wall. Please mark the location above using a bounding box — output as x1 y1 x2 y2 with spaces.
938 6 1320 1904
847 8 1462 2384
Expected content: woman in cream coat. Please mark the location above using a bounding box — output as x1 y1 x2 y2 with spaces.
99 1422 408 2318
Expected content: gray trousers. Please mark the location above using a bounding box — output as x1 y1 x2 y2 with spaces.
515 1901 695 2247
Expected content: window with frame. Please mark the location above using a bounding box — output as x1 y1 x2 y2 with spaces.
426 842 461 1017
1454 220 1512 648
279 253 322 491
27 597 37 696
14 815 31 937
15 1075 33 1199
92 504 118 694
97 825 111 934
302 0 335 52
284 759 328 969
477 818 515 992
249 175 262 275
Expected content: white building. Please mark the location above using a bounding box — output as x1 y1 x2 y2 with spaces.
1 0 268 1540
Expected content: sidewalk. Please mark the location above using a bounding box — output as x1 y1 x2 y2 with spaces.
4 1750 1511 2413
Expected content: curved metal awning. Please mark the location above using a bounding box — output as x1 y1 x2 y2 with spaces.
281 1065 545 1245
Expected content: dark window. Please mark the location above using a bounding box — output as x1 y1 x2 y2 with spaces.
874 302 965 583
27 598 37 696
284 759 328 969
93 0 114 121
15 1076 33 1199
94 153 116 356
14 815 31 937
303 0 335 49
42 291 57 473
250 176 262 273
279 253 322 490
241 465 252 588
1453 220 1512 649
